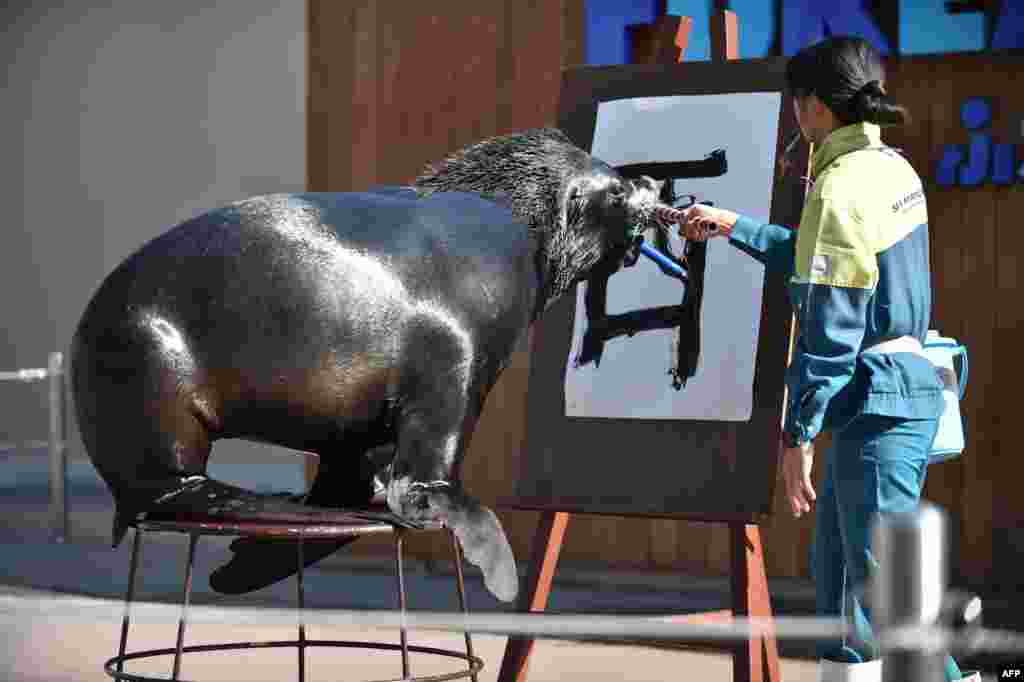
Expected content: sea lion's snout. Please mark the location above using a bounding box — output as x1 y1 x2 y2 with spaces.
620 175 662 268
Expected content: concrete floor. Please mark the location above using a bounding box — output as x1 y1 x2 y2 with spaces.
1 616 822 682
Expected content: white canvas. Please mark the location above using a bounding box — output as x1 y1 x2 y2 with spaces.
564 92 782 421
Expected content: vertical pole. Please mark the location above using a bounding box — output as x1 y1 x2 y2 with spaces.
497 510 570 682
297 535 307 682
710 9 740 61
116 529 143 675
172 533 199 681
730 523 781 682
47 351 67 543
873 503 948 682
395 530 410 680
450 530 478 682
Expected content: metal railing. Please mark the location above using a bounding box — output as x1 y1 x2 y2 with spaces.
0 351 68 542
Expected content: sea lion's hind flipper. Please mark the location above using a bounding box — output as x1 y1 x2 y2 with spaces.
209 535 356 595
139 476 301 522
140 476 410 525
136 476 413 595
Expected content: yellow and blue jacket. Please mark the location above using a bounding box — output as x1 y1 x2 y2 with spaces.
729 122 944 446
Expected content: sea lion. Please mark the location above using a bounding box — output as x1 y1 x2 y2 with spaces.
70 128 661 602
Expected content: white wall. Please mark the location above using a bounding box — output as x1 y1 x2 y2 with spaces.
2 2 307 486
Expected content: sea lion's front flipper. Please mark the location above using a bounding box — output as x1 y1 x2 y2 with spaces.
424 491 517 603
448 504 518 602
576 267 613 368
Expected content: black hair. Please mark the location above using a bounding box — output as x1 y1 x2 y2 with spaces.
784 36 910 127
414 127 588 232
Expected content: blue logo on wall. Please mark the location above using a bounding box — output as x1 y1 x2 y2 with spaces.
937 97 1022 187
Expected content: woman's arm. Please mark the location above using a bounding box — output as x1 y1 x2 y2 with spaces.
679 205 795 274
680 194 875 447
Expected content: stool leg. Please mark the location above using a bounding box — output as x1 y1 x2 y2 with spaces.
297 535 306 682
116 528 144 677
449 530 478 682
172 532 198 682
394 530 410 680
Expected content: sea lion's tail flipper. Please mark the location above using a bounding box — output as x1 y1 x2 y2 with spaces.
134 476 411 595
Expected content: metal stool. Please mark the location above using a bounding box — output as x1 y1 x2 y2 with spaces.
105 510 483 682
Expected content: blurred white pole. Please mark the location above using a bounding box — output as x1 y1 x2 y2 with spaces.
873 502 947 682
47 351 68 543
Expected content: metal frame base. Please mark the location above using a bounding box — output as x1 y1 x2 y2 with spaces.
104 639 484 682
108 521 482 682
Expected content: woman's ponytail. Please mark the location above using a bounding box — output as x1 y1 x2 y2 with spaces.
850 79 911 126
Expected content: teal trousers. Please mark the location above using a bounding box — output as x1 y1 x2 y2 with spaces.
812 413 964 681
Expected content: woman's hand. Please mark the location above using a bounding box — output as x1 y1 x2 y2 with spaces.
782 440 816 518
678 204 738 241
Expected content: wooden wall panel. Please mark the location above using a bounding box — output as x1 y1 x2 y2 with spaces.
884 53 1024 590
991 182 1024 591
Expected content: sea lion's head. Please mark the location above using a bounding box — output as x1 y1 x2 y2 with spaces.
557 165 663 275
414 128 662 307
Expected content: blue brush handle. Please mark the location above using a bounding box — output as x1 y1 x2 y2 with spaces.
639 242 687 280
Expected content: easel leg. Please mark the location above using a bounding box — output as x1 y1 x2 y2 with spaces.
730 523 781 682
496 511 570 682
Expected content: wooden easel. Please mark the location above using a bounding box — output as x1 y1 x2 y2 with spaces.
497 11 782 682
